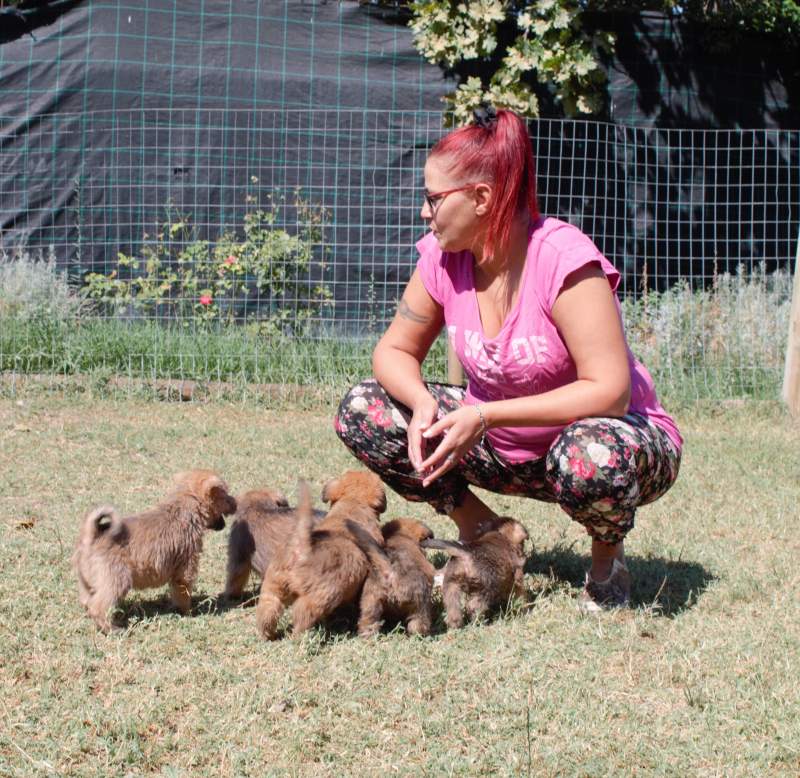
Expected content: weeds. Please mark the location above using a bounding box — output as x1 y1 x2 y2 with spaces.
0 247 85 322
0 246 794 405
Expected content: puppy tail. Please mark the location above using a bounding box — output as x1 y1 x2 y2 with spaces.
420 538 471 557
82 505 123 542
421 538 477 578
291 480 315 562
345 520 396 592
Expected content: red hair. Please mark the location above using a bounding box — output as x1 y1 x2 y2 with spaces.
430 109 539 261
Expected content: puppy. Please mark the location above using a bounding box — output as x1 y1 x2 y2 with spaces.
422 516 529 629
223 487 325 601
255 470 387 639
348 517 437 637
73 469 237 632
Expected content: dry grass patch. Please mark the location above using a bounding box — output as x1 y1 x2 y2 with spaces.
1 393 798 776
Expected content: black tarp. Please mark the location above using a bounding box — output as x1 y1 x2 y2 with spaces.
1 2 798 329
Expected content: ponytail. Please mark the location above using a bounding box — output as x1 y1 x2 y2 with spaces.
429 108 539 261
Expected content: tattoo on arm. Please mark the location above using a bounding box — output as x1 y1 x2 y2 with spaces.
397 298 431 324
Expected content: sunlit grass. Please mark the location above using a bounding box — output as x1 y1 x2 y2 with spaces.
0 393 798 775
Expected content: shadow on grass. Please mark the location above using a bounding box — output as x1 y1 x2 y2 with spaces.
116 590 231 627
526 544 716 617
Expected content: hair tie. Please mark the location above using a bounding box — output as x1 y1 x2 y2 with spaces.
472 104 498 129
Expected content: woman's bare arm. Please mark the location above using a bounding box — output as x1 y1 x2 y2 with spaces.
372 269 445 469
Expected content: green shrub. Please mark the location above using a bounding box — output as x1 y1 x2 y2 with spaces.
409 0 615 123
623 264 793 398
83 192 333 336
0 248 85 322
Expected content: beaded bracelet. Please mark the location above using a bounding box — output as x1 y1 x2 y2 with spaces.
473 404 487 436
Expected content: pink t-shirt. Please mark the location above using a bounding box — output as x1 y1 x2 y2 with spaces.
416 216 683 463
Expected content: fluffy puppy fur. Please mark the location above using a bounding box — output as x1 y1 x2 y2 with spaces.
255 470 387 640
348 517 437 637
223 487 325 601
73 469 237 632
422 516 529 629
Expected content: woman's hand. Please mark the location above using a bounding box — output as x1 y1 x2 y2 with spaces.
418 404 485 487
407 392 440 473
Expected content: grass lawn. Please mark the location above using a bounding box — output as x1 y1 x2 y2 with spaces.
0 390 798 776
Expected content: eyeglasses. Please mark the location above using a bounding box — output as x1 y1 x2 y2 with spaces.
424 184 477 212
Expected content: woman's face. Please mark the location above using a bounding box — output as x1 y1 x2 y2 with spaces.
421 156 487 254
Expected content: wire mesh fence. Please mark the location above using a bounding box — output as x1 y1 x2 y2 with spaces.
1 108 798 405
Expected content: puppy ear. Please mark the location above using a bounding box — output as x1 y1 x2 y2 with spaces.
419 523 434 542
321 478 341 504
202 474 226 496
203 475 235 511
271 490 289 508
373 488 387 515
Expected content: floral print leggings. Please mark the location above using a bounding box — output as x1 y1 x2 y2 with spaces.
334 379 681 545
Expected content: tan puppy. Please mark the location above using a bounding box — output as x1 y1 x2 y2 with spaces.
255 470 387 640
223 487 325 601
73 469 237 632
349 517 437 637
422 516 529 629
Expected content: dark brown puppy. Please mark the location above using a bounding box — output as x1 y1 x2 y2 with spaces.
255 470 387 640
223 487 325 601
349 517 437 637
73 469 237 632
422 516 529 629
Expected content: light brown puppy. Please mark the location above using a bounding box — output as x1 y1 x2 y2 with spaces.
73 469 237 632
255 470 387 640
422 516 529 629
223 487 325 601
349 517 437 637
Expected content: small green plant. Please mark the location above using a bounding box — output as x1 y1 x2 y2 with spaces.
622 263 793 397
0 247 85 322
83 191 333 335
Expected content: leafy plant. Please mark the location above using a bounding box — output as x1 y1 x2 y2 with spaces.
0 247 85 322
405 0 799 125
409 0 615 123
83 192 332 335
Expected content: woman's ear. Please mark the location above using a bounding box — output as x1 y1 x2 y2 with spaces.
473 183 492 216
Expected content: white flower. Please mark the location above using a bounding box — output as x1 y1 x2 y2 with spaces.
559 454 570 473
587 442 611 467
552 8 571 29
350 385 367 396
505 46 531 71
533 19 550 36
350 396 369 413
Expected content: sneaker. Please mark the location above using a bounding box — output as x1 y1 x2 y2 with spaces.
579 558 631 613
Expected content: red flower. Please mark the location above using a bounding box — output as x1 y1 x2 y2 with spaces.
225 255 236 265
199 295 213 306
367 399 392 428
570 457 596 480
